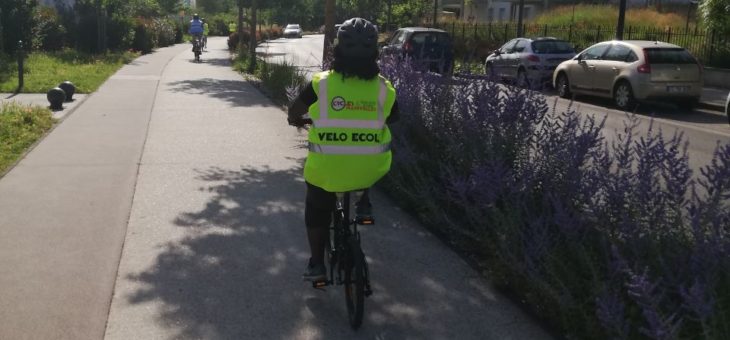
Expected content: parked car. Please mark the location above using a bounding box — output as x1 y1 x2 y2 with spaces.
553 40 703 111
726 92 730 125
283 24 303 38
380 27 454 74
485 37 575 88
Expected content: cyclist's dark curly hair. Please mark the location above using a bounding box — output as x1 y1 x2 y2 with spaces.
331 44 380 80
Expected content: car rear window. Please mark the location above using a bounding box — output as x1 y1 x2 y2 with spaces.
286 25 300 29
531 40 574 54
410 33 451 45
644 48 696 64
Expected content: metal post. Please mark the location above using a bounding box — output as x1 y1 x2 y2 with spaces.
17 40 24 93
667 26 672 43
516 0 525 36
568 24 572 41
433 0 438 27
616 0 626 40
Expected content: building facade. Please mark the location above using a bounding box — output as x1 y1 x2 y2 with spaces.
441 0 548 23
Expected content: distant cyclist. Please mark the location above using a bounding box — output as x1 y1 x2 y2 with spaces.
288 18 399 281
201 18 209 51
189 14 204 50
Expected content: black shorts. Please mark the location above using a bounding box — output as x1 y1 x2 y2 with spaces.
304 182 369 229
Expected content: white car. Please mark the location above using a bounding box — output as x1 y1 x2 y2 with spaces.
485 37 575 89
284 24 303 38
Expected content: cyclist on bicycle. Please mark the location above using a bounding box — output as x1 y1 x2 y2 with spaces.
201 18 209 51
288 18 399 282
189 14 204 50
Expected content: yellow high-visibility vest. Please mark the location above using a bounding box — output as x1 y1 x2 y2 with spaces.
304 70 396 192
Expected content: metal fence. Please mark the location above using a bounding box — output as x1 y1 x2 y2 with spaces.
434 22 730 68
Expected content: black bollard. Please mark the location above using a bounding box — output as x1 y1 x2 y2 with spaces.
17 40 25 92
58 81 76 101
47 87 66 110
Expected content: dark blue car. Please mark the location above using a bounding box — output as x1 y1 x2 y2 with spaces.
380 27 454 74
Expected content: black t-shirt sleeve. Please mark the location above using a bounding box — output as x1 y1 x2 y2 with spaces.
386 100 400 124
287 81 317 122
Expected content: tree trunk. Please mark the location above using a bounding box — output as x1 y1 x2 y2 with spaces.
386 0 392 32
238 1 244 49
323 0 335 61
248 0 257 73
0 8 4 54
96 0 103 52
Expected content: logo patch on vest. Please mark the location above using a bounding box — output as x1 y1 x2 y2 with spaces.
331 96 346 111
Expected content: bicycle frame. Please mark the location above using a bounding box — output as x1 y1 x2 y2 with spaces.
313 192 371 296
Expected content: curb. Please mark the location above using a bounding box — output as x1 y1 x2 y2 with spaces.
699 101 726 113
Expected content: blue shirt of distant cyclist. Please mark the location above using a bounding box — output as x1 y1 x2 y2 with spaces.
189 19 203 34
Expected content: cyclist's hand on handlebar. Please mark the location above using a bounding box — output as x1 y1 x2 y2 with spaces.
288 117 313 129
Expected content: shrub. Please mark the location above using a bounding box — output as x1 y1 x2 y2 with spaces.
378 56 730 338
132 18 154 53
32 6 67 51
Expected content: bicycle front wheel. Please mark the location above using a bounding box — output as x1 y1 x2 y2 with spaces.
343 237 365 329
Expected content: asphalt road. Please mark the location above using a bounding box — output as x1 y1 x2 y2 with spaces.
258 34 730 174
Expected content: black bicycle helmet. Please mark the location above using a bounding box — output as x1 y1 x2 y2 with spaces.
193 13 199 20
336 17 378 57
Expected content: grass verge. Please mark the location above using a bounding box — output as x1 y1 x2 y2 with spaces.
0 50 139 94
0 102 55 174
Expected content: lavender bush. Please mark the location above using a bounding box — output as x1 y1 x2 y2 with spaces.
377 55 730 338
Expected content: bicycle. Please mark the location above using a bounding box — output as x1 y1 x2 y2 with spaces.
312 191 374 330
192 36 202 62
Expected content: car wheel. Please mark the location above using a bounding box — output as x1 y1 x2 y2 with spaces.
556 73 571 99
614 81 636 111
516 69 530 89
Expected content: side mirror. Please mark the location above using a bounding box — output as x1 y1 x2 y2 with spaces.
493 49 501 55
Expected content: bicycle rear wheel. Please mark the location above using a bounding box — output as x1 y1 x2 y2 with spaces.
343 237 365 329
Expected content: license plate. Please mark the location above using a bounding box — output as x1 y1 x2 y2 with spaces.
667 86 689 93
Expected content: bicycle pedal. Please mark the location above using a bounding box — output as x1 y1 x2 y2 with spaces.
356 216 375 225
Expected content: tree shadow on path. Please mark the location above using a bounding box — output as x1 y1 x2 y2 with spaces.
124 163 545 339
167 78 275 108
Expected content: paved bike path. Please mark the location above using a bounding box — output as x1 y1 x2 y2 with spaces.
0 43 188 339
101 37 551 339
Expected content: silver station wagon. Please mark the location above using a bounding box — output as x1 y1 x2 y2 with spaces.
553 40 703 111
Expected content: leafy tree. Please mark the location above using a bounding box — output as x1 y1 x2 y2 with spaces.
157 0 182 14
197 0 235 14
699 0 730 34
0 0 37 54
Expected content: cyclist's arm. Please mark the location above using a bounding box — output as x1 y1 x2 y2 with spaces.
386 101 399 124
287 81 316 126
